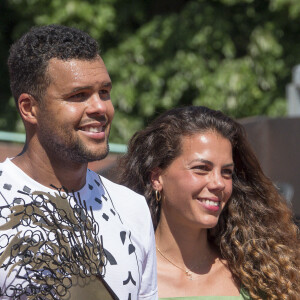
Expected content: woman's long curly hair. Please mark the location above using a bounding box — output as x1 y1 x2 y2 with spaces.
118 106 300 299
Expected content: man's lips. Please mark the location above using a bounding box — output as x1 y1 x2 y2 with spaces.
78 118 107 132
77 122 108 140
78 124 105 133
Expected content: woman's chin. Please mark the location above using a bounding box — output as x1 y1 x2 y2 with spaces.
194 216 220 229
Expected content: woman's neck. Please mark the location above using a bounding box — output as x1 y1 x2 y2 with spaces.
155 210 219 273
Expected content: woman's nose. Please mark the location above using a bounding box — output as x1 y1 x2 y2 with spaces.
207 171 225 191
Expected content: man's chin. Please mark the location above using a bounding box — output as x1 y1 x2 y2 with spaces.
84 146 110 163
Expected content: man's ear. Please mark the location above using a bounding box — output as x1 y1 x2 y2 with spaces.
150 167 164 191
18 93 39 125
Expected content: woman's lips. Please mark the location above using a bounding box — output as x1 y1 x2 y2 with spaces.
197 198 221 212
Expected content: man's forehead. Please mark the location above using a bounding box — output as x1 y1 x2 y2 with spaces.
46 56 110 84
47 56 105 71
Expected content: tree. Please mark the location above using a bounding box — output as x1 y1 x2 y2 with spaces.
1 0 300 143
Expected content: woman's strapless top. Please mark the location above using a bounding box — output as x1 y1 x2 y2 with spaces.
159 288 251 300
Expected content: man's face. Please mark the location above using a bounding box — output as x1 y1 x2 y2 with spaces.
36 57 114 164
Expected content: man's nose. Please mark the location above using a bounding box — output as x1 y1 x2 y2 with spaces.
86 93 107 115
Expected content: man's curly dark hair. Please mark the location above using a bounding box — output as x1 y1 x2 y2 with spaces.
7 24 99 103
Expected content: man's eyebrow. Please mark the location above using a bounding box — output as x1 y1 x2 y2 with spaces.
99 81 112 89
63 81 112 96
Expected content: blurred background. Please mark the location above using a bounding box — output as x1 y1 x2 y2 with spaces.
0 0 300 220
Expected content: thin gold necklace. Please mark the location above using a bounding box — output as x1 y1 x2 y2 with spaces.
156 246 198 280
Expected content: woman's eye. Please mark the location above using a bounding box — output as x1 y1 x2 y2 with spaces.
222 169 233 177
193 165 210 172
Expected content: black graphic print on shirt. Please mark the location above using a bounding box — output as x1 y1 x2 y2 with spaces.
0 185 118 300
0 166 144 300
99 175 141 299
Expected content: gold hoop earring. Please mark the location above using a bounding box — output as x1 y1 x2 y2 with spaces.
155 190 161 203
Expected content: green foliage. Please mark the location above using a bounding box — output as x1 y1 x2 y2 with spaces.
1 0 300 143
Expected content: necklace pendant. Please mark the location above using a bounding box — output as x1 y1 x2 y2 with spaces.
185 270 193 280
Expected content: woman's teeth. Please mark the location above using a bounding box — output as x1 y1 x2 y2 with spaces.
200 199 219 207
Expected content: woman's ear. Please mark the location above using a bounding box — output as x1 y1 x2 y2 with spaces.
18 93 39 125
150 167 163 191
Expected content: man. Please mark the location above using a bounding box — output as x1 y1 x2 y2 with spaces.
0 25 157 299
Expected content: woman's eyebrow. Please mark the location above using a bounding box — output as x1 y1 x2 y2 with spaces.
190 158 213 166
190 159 234 168
223 163 234 168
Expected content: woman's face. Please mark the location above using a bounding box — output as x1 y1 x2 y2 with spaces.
152 131 233 229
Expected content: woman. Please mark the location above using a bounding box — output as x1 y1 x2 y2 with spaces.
119 106 300 299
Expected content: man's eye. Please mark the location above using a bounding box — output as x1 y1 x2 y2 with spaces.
99 89 108 94
69 92 87 100
99 90 110 100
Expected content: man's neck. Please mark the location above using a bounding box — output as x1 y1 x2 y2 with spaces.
12 147 88 191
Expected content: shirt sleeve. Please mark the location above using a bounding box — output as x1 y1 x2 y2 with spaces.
138 212 158 299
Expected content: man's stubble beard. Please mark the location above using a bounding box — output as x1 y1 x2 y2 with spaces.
38 125 111 164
